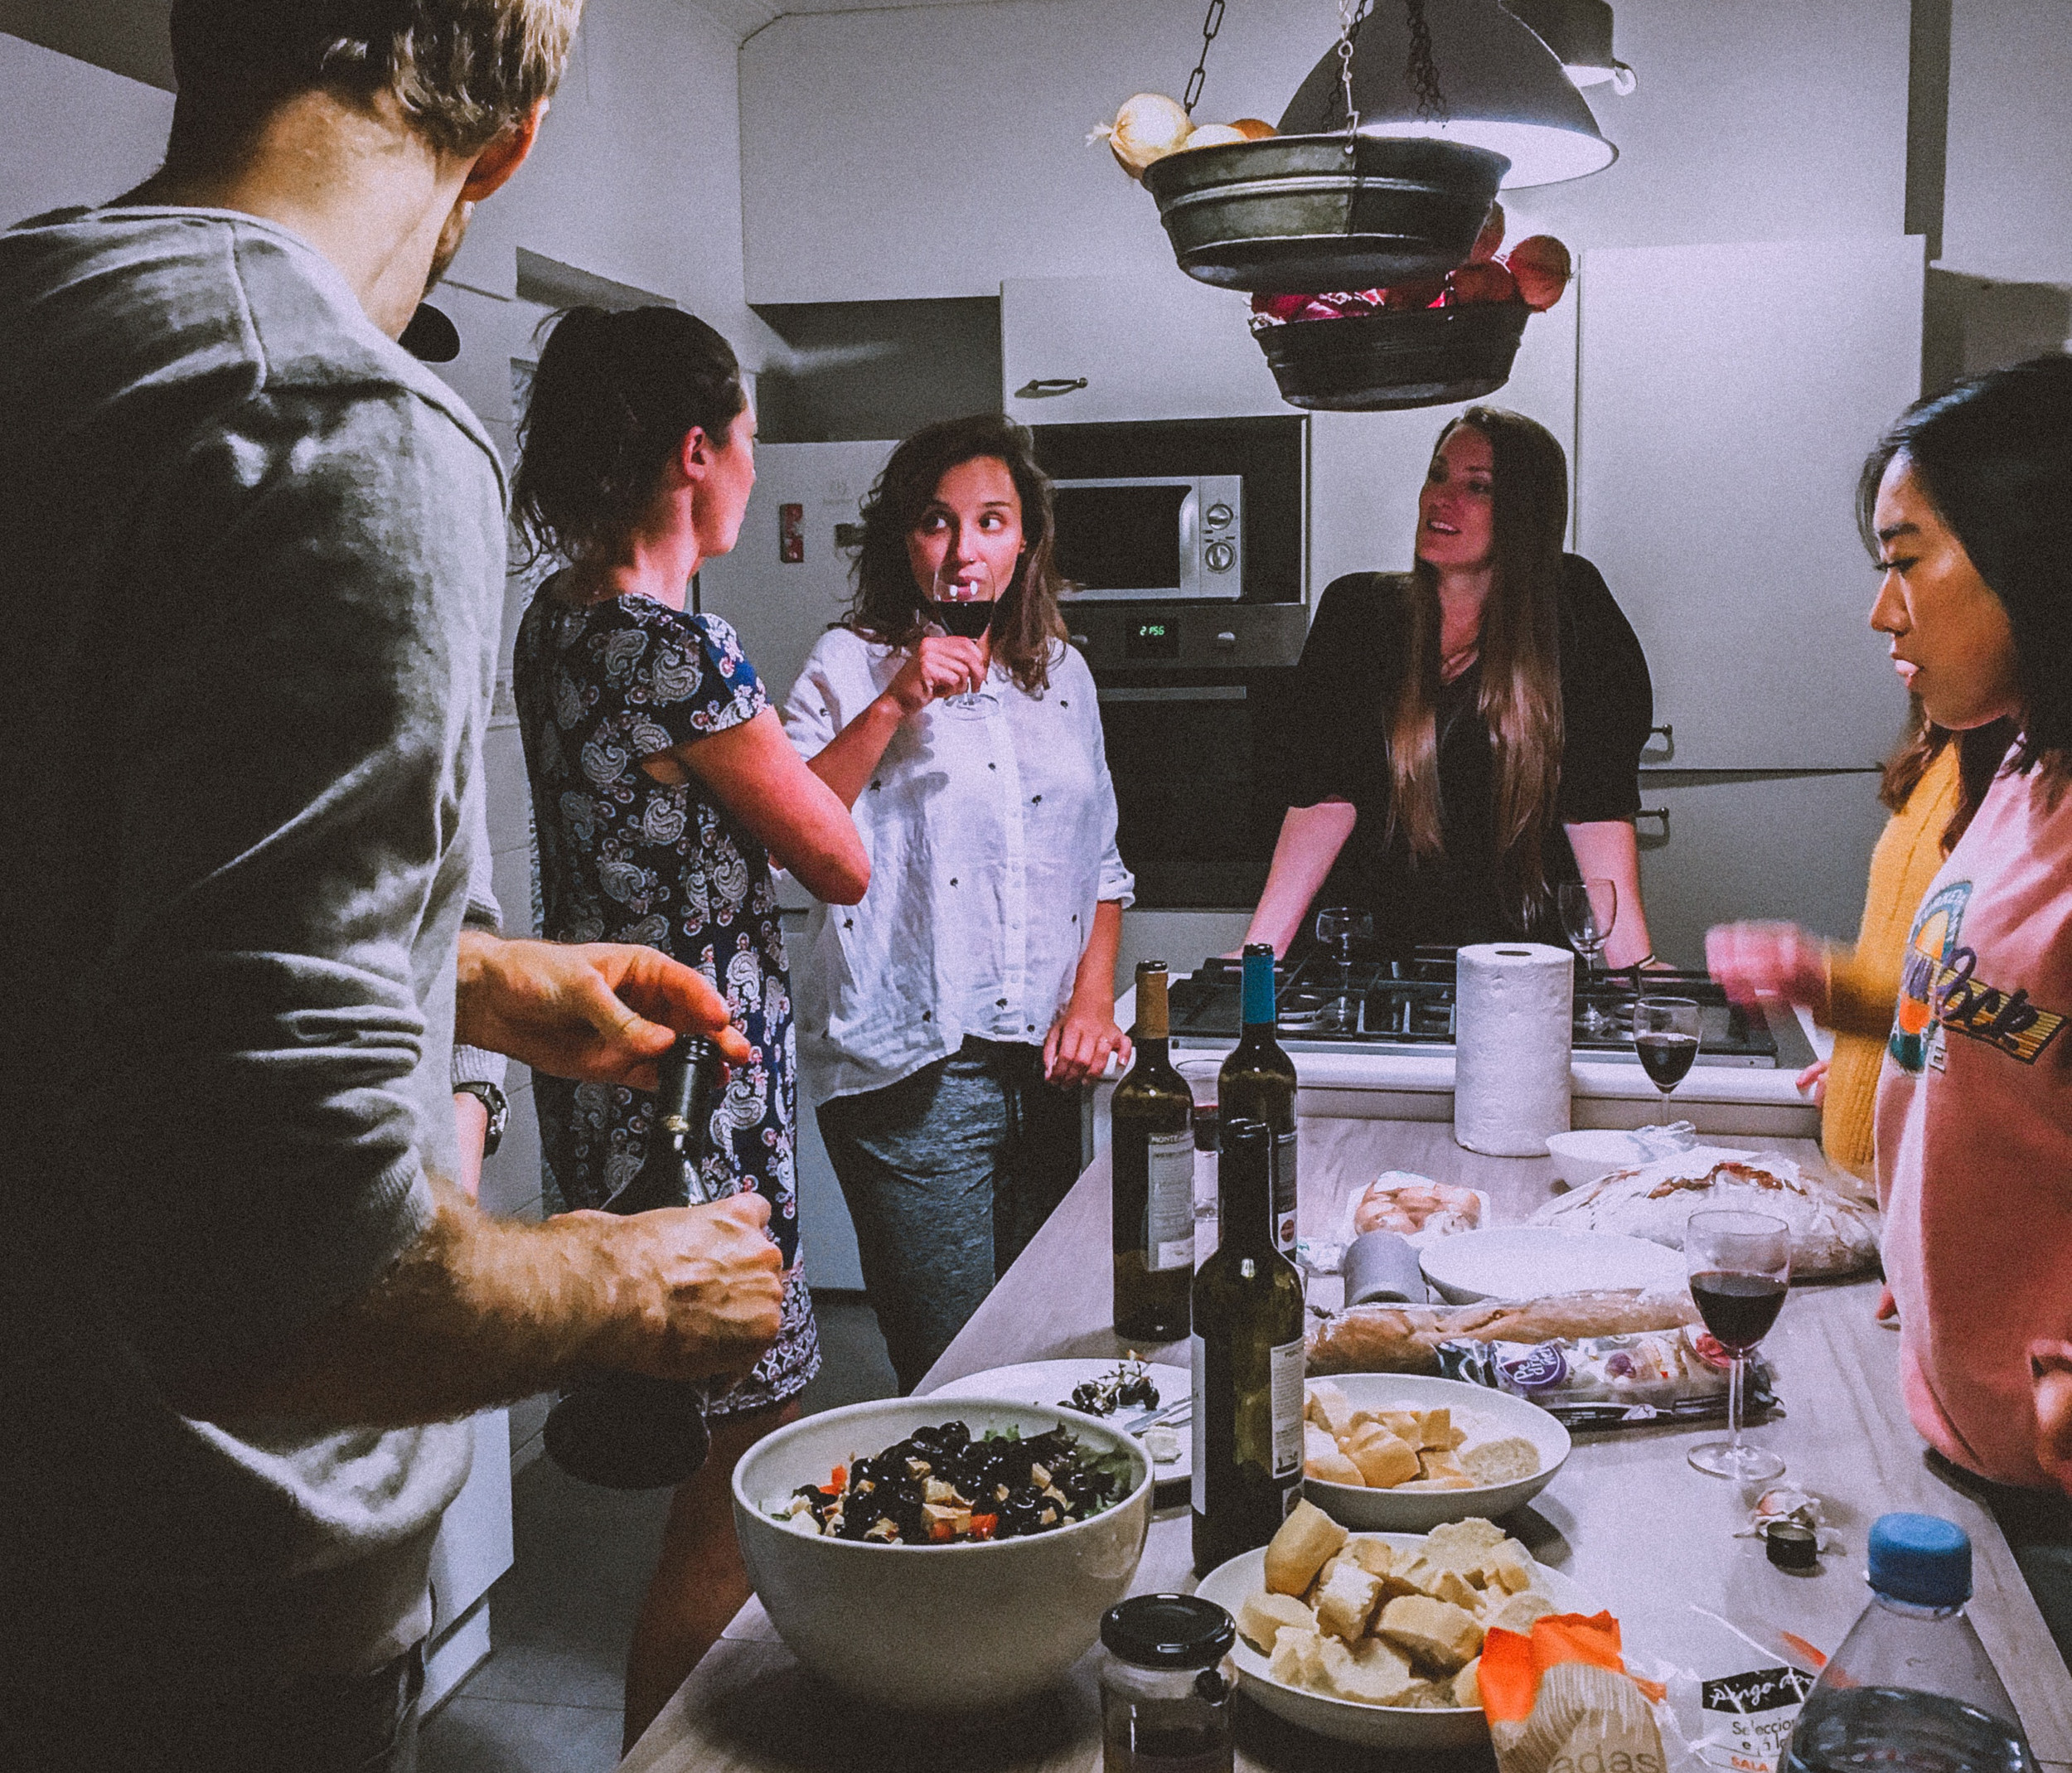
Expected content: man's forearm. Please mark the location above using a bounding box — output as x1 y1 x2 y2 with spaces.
176 1182 629 1427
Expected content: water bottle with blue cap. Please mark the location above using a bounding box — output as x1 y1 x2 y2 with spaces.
1784 1513 2035 1773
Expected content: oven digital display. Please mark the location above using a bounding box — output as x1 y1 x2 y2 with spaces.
1127 619 1181 660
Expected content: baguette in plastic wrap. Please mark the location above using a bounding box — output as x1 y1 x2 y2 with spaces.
1306 1288 1700 1375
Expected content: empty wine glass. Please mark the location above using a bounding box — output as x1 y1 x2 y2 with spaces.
1558 878 1618 1034
1633 996 1701 1107
927 560 1000 719
1314 906 1372 1032
1685 1208 1791 1480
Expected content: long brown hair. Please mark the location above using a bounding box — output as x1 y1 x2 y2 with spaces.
843 414 1069 694
1878 699 2016 853
1387 406 1568 928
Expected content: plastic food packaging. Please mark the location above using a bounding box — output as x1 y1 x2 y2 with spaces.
1483 1612 1668 1773
1437 1327 1780 1430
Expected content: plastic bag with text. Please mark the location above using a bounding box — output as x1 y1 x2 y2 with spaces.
1646 1607 1828 1773
1482 1612 1672 1773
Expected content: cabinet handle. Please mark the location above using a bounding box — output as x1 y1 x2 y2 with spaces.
1635 807 1671 845
1016 377 1089 397
1644 722 1673 762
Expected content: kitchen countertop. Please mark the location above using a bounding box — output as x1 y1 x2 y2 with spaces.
622 1119 2070 1772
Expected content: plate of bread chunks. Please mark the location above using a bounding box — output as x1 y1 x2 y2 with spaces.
1302 1374 1570 1532
1195 1499 1600 1749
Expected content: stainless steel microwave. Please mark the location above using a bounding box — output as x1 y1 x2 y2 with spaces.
1049 474 1242 602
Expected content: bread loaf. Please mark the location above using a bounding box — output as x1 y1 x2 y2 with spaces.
1527 1147 1880 1277
1306 1288 1700 1375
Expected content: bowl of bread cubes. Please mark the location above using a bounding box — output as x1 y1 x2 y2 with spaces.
1193 1499 1598 1748
1300 1373 1569 1531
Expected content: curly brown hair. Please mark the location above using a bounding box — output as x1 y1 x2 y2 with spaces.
842 414 1070 695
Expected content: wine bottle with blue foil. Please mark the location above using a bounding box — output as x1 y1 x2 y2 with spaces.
1218 943 1300 1255
544 1034 720 1490
1191 1117 1307 1576
1111 962 1193 1343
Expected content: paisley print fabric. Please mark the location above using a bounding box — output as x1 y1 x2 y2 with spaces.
514 584 818 1414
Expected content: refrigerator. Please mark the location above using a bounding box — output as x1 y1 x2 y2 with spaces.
699 441 900 1290
1571 235 1929 967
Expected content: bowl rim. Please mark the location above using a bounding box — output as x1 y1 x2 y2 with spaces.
1299 1371 1571 1506
732 1394 1153 1556
1198 1533 1595 1720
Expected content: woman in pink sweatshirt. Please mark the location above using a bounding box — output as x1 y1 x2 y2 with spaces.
1866 356 2072 1650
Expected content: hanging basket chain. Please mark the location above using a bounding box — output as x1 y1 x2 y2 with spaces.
1403 0 1449 124
1333 0 1371 138
1182 0 1227 115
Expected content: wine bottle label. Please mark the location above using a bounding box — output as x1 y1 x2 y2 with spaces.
1146 1131 1195 1271
1189 1334 1208 1515
1271 1338 1305 1479
1274 1131 1299 1253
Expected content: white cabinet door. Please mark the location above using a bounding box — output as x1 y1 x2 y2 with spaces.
1634 770 1888 971
1576 236 1924 771
1001 274 1287 425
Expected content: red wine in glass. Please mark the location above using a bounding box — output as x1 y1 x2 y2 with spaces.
1689 1270 1789 1352
1635 1030 1700 1091
927 598 996 642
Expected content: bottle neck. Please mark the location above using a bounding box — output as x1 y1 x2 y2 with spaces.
1239 950 1276 1031
1135 1034 1172 1071
1218 1133 1276 1255
1871 1591 1965 1621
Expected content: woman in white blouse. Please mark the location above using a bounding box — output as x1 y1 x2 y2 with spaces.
782 414 1135 1389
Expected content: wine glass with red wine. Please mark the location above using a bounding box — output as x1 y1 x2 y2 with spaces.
1633 995 1702 1104
1685 1207 1791 1480
927 560 1001 719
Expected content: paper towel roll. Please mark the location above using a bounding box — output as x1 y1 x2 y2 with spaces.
1453 942 1573 1156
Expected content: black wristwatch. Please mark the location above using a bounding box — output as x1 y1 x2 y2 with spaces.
455 1080 509 1157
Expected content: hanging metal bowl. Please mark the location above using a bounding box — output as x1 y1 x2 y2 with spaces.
1253 301 1530 410
1139 133 1508 295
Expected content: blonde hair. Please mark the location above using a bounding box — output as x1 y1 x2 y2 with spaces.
167 0 584 159
1387 407 1568 929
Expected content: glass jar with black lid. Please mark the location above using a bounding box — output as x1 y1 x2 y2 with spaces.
1098 1594 1236 1773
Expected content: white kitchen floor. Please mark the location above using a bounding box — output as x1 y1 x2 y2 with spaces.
419 1293 898 1771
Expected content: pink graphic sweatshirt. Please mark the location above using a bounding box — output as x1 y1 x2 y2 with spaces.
1877 756 2072 1491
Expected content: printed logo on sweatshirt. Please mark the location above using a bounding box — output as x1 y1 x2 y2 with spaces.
1891 879 2068 1071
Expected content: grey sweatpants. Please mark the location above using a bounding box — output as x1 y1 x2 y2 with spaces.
817 1038 1084 1393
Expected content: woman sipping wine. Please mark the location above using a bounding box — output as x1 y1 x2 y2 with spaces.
782 414 1136 1393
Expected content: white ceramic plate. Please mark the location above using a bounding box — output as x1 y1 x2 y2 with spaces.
1197 1535 1598 1750
1301 1373 1570 1532
931 1359 1192 1485
1419 1226 1687 1304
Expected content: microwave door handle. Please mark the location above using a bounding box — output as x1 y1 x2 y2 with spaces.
1178 487 1201 598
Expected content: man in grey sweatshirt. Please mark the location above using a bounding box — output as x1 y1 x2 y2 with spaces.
0 5 786 1767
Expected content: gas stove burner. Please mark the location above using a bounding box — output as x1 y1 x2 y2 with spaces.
1165 948 1782 1068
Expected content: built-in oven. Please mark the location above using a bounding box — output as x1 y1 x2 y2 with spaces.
1034 419 1309 912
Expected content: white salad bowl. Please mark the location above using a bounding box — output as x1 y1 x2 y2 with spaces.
1301 1373 1570 1532
731 1396 1153 1712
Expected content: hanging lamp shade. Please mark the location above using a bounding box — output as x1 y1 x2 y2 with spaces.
1501 0 1635 91
1278 0 1616 188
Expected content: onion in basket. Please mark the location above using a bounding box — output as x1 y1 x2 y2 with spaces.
1090 92 1193 177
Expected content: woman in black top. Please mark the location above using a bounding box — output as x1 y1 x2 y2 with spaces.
1246 406 1659 960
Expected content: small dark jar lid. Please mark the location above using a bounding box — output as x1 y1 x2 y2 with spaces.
1765 1519 1820 1572
1101 1595 1237 1669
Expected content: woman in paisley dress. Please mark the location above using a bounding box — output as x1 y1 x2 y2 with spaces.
510 305 867 1748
